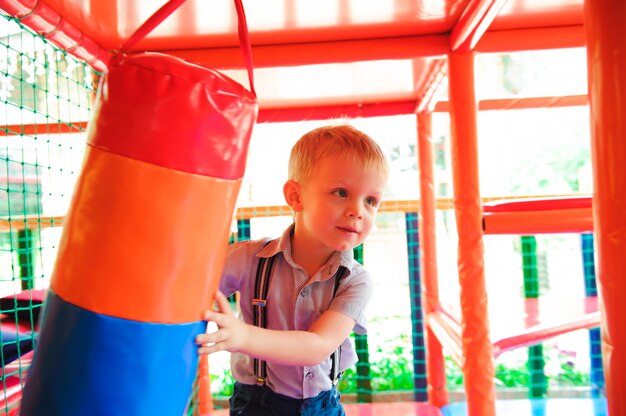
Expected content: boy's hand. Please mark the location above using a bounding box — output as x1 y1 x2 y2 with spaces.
196 291 249 355
196 292 356 366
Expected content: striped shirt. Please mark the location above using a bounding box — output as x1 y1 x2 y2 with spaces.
219 224 374 399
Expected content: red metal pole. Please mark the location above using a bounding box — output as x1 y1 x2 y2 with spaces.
417 111 449 408
447 51 496 416
584 1 626 414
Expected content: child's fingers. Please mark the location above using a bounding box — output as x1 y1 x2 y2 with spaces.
203 310 228 326
195 330 228 346
204 291 233 321
196 291 239 356
197 344 224 355
213 291 232 313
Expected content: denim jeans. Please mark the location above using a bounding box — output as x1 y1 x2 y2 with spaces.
229 382 345 416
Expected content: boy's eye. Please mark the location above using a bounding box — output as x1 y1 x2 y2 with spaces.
366 197 378 206
333 189 348 198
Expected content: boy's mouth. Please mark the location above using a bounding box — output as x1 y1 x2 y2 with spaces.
337 226 358 234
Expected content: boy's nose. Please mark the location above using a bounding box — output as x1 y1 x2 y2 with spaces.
346 204 364 219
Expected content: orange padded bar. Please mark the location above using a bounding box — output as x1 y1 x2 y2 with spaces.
482 196 591 212
51 146 240 323
483 208 593 234
417 112 449 407
448 51 495 416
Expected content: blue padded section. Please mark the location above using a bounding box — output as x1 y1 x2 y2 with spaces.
21 290 207 416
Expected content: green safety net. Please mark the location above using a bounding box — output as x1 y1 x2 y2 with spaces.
0 12 95 414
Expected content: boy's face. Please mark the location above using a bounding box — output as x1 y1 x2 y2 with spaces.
291 153 387 253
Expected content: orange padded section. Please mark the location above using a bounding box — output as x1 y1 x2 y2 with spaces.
51 146 240 323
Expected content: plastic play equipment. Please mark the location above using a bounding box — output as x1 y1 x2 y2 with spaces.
429 196 600 363
0 1 624 416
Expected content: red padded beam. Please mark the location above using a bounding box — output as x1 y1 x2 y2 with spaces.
585 2 626 414
0 0 111 71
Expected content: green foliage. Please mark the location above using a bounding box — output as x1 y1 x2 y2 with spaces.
445 344 591 392
339 331 415 393
444 356 534 391
495 362 530 388
209 338 592 397
369 343 415 391
445 356 464 388
546 348 591 387
337 366 357 393
211 366 235 397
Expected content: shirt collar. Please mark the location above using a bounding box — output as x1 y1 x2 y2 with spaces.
257 223 355 279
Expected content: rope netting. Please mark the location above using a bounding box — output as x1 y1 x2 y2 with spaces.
0 12 95 414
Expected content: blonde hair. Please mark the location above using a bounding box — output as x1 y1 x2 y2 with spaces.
288 124 389 184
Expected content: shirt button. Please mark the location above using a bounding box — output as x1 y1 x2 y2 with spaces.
305 372 314 380
301 288 310 297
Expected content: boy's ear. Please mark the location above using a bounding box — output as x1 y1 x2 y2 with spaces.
283 180 303 212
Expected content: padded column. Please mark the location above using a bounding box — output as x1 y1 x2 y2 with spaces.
21 52 257 415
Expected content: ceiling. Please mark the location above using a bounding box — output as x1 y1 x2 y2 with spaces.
6 0 586 116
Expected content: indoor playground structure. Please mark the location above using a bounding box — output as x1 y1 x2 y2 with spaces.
0 1 623 416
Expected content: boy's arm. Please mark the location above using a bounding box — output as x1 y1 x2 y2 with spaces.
196 291 355 366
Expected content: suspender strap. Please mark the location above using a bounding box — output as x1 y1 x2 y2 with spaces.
252 253 275 385
329 266 347 385
252 252 349 387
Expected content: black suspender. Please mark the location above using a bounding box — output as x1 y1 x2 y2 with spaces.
252 252 348 387
252 253 276 385
329 266 347 385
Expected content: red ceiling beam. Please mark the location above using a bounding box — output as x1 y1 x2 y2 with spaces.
0 0 111 71
162 25 584 71
450 0 511 52
3 95 588 132
2 0 585 71
156 35 449 69
434 95 587 112
477 25 585 52
257 100 419 123
108 25 585 72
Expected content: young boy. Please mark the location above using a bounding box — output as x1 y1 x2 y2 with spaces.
196 124 389 415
